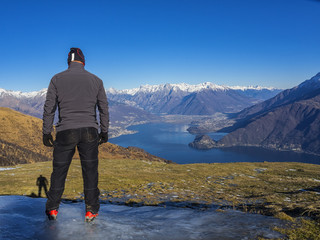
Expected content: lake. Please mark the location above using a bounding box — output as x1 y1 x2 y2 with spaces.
109 122 320 164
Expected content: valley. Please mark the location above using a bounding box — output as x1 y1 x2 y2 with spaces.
0 82 280 139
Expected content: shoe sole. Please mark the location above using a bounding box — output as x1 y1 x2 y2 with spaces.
85 216 97 222
47 215 57 221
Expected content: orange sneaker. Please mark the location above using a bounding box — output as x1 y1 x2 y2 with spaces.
46 209 58 220
85 211 98 222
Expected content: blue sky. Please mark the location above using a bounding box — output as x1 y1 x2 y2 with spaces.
1 0 320 91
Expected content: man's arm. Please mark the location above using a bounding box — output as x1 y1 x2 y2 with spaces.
97 80 109 134
43 77 58 134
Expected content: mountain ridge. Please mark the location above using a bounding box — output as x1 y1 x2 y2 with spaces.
107 82 281 115
107 82 279 95
0 82 281 98
0 81 282 120
207 72 320 156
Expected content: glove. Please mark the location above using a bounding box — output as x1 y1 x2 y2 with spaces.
43 133 54 147
99 132 108 145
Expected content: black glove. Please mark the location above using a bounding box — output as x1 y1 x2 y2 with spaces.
43 133 54 147
99 132 108 145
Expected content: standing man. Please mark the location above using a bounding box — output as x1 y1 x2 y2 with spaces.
42 48 109 222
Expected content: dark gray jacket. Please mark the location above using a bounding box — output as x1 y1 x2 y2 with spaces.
43 62 109 134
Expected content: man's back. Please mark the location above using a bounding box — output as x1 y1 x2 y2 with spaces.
43 62 109 134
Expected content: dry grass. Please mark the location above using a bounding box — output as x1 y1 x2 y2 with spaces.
1 159 319 217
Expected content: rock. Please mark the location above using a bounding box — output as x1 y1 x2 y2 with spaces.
189 135 216 150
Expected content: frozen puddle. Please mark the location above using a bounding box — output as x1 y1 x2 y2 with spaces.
0 167 17 171
0 196 284 239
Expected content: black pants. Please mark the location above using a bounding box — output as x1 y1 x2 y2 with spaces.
46 127 100 214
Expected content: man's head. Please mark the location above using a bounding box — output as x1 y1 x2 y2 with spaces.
68 48 85 66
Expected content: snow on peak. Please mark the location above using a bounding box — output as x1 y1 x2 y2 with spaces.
1 82 279 99
107 82 277 95
0 88 47 98
229 85 276 91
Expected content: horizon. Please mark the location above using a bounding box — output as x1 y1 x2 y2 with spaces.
1 80 284 93
1 0 320 91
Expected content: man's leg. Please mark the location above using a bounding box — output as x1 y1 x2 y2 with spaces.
78 127 100 214
46 130 78 212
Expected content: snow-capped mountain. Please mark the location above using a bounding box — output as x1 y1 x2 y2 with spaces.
108 82 277 95
107 82 282 115
0 82 281 117
0 88 47 98
0 88 47 118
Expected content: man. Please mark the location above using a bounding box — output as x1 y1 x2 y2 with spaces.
42 48 109 222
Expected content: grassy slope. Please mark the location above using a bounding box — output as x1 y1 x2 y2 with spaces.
1 159 319 218
0 107 52 163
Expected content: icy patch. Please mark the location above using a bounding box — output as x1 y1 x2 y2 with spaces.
0 196 284 240
287 169 297 172
254 168 267 173
0 167 17 171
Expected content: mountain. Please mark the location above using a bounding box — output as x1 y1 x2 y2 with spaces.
0 107 170 166
213 73 320 155
167 89 261 115
0 88 47 118
107 83 281 115
232 72 320 122
0 88 156 138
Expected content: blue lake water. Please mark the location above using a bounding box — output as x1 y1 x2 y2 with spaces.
109 123 320 164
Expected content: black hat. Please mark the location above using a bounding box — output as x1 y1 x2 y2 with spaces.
68 48 85 65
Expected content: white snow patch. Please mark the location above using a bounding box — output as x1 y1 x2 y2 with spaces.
0 167 17 171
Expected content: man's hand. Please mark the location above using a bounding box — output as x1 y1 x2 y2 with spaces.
43 133 54 147
99 132 108 145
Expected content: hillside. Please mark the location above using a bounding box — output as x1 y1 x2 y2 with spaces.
0 107 52 165
212 73 320 155
231 72 320 125
0 107 169 166
218 91 320 154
